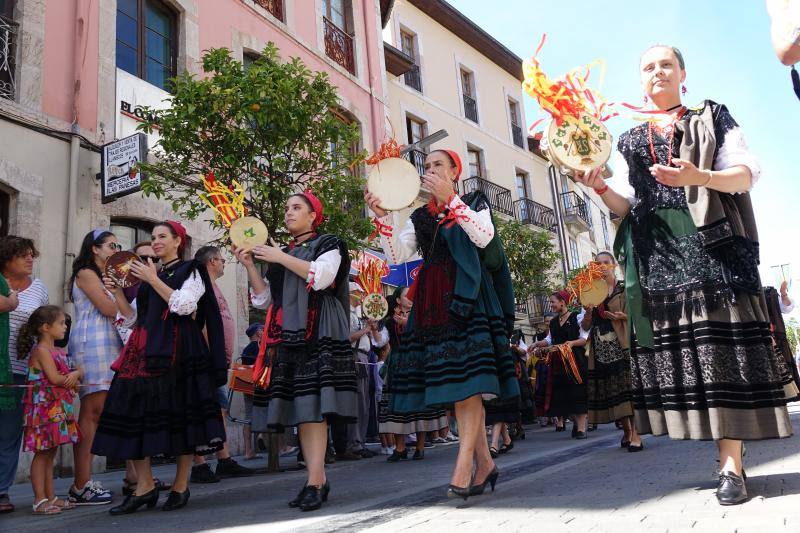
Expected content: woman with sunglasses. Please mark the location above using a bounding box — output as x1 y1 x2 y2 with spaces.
67 229 135 506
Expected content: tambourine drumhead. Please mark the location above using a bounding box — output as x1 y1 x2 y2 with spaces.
362 292 389 321
366 157 421 211
546 113 613 175
230 216 268 251
105 251 141 289
579 278 608 307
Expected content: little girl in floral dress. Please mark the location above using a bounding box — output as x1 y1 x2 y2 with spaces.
18 305 82 515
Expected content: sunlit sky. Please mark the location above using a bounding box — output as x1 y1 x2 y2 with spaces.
452 0 798 301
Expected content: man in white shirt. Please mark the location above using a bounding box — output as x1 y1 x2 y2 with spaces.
346 282 389 458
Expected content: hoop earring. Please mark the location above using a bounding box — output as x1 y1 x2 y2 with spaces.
681 85 687 95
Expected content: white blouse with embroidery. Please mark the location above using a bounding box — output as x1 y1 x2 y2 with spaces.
250 249 343 310
376 195 495 265
114 271 205 326
608 126 761 205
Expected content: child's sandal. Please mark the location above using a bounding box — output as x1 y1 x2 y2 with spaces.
49 497 75 510
32 498 61 515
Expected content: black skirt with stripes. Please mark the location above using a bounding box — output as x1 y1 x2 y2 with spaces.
627 209 795 441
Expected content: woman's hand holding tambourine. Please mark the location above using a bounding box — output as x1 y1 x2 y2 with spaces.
573 167 606 190
232 245 255 268
364 190 387 218
421 173 453 204
251 242 285 264
102 274 124 294
129 258 159 284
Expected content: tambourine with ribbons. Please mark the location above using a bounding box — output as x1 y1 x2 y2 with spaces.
199 172 268 251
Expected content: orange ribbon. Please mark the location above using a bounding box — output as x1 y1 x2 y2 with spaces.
566 261 610 303
365 138 402 166
355 256 389 295
438 202 471 229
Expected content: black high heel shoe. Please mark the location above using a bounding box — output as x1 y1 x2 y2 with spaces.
109 488 159 515
299 482 329 512
288 485 309 508
447 485 471 501
469 467 500 496
161 489 190 511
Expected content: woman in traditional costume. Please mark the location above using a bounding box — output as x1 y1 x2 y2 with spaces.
237 191 356 512
531 292 589 437
93 221 228 514
378 287 448 462
580 252 642 451
575 45 796 505
365 149 519 500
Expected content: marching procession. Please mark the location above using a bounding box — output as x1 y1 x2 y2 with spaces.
1 0 800 530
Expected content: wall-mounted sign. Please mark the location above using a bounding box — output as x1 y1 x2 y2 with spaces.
100 133 147 204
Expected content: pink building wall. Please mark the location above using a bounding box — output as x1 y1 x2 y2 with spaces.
41 0 100 132
196 0 385 150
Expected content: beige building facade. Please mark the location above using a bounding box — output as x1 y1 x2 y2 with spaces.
381 0 618 331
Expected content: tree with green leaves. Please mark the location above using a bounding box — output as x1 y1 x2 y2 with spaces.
787 318 800 355
136 44 372 250
496 219 561 303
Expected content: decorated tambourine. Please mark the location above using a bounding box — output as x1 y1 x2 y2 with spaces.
366 157 421 211
198 173 269 250
567 261 612 307
229 216 268 251
545 113 613 177
104 251 141 289
361 292 389 321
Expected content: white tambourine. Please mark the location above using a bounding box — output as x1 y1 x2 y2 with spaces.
366 157 421 211
361 292 389 321
545 112 613 177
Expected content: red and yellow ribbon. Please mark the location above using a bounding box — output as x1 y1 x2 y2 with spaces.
198 172 246 227
566 261 611 303
523 34 618 132
355 256 389 295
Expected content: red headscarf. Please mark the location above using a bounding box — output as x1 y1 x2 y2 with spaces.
442 149 463 181
556 290 572 305
300 190 325 230
164 220 188 254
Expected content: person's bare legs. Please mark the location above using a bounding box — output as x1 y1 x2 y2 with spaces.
415 432 425 453
451 395 495 488
501 423 511 447
620 416 641 446
718 439 743 475
30 448 57 504
394 434 406 453
243 424 255 459
575 413 588 433
490 422 503 450
72 391 107 490
131 458 154 496
298 421 328 487
171 455 193 493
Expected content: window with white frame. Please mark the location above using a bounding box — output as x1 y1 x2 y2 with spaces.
569 238 580 270
467 147 484 178
460 68 478 123
508 99 524 148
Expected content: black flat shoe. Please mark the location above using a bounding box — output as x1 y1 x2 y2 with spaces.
288 485 309 508
627 442 644 452
469 467 499 496
716 472 748 506
489 447 499 458
109 488 158 515
161 489 190 511
447 484 471 501
412 450 424 460
574 431 587 440
387 449 408 463
499 442 513 454
299 483 329 512
620 439 631 448
571 426 579 438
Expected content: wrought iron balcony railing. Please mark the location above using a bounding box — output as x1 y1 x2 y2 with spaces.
462 176 513 216
323 17 355 75
253 0 284 21
404 64 422 92
403 148 426 176
463 94 478 122
514 198 556 232
511 124 524 148
559 191 591 229
0 16 17 101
